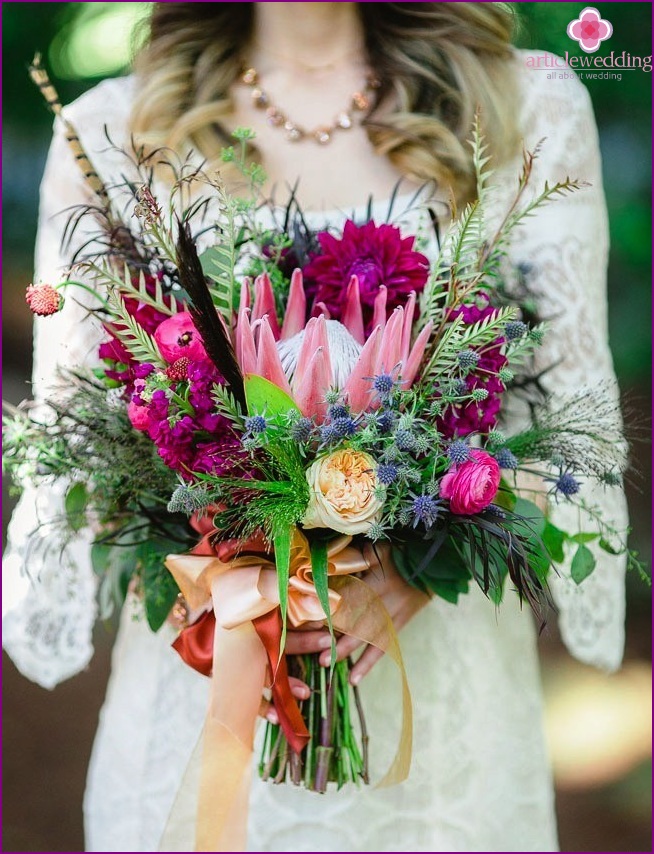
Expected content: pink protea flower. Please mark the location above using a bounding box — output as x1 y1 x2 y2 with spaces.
439 449 501 515
25 283 63 317
302 220 429 334
154 311 208 363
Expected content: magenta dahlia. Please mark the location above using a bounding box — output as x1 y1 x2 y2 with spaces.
302 220 429 334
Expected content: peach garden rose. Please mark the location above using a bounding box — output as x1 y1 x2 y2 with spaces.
302 449 383 535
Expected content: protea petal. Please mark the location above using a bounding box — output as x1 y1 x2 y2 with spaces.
375 307 404 375
401 321 433 387
240 277 251 311
343 325 381 413
278 320 360 389
294 346 331 421
372 285 388 331
255 316 292 394
252 272 281 340
311 301 331 319
294 315 333 391
236 310 257 374
341 275 365 345
400 292 416 363
281 268 307 340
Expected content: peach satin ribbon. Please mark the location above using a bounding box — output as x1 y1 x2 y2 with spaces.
162 526 412 852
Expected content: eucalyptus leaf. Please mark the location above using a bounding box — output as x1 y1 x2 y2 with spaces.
570 544 596 585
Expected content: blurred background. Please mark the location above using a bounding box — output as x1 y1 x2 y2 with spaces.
2 2 651 851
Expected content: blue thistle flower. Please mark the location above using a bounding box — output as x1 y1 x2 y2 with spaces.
457 349 480 370
377 463 399 485
452 379 469 397
601 470 622 487
290 417 313 442
447 440 470 464
471 388 489 402
376 410 395 434
504 320 528 341
319 424 337 445
411 494 441 528
395 429 416 452
244 414 267 435
528 328 545 344
327 404 349 421
554 472 580 497
373 373 395 398
494 448 519 470
332 416 357 438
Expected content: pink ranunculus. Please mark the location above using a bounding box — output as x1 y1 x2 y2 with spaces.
439 449 501 515
154 312 208 363
127 399 150 432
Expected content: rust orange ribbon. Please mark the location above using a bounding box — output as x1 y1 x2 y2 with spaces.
161 520 412 852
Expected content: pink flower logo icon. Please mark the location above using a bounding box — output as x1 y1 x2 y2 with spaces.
567 7 613 53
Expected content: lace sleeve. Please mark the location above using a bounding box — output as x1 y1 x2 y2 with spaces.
493 54 628 671
2 113 107 689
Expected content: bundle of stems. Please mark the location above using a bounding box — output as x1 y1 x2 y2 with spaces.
259 654 369 791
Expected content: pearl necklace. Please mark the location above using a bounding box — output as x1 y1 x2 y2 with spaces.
240 66 380 145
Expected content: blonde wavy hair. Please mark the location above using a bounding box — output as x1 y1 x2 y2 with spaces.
130 2 520 202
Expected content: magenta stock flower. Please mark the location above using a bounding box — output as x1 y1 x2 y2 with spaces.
439 449 501 515
437 299 508 439
302 220 429 334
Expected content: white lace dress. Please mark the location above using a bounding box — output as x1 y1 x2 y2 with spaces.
3 52 628 853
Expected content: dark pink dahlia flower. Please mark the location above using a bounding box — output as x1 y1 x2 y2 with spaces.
302 220 429 333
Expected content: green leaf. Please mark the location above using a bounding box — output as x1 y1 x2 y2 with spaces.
273 524 292 655
495 480 517 512
90 542 113 577
65 482 88 532
141 541 182 632
569 532 599 545
599 537 621 556
542 522 566 563
311 540 336 670
570 544 596 585
244 373 300 418
513 498 546 535
392 536 471 603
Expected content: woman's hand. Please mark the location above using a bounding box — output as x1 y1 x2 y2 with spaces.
284 542 430 685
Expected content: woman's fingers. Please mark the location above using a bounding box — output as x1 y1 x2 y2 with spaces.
260 676 310 724
318 632 363 667
349 644 385 684
285 629 333 655
289 676 311 700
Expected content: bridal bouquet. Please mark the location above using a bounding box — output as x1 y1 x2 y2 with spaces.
4 109 640 846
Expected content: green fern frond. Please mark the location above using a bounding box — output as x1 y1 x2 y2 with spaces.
212 383 245 427
106 293 166 367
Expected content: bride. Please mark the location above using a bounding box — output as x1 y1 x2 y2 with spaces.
3 3 628 851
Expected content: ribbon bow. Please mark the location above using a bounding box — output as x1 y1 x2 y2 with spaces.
161 518 412 852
